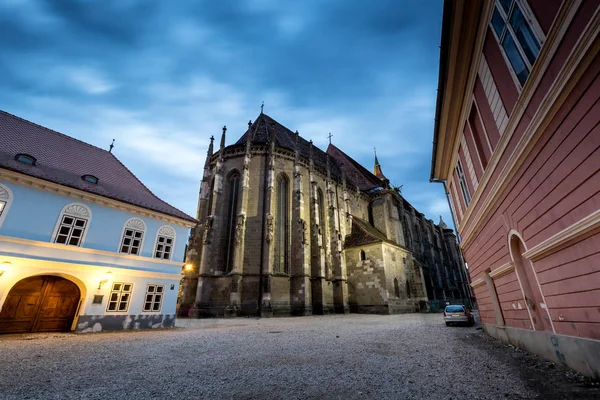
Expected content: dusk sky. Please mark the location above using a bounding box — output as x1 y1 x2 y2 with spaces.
0 0 452 228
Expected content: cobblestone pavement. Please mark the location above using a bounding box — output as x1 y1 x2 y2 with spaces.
0 314 598 399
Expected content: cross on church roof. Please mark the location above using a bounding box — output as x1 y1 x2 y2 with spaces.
261 101 264 114
328 132 333 144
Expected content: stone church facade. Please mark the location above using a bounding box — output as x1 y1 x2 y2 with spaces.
180 113 470 317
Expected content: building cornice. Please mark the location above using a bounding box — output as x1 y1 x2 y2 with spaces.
523 209 600 261
0 169 196 228
488 263 514 279
459 2 598 247
431 0 489 180
470 277 485 288
0 235 183 267
0 253 182 281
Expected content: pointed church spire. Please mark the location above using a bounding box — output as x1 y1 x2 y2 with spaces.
219 126 226 160
205 135 214 167
439 215 448 230
294 130 300 161
373 147 387 181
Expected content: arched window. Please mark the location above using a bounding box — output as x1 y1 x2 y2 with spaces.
207 177 215 217
401 215 410 247
52 203 92 247
275 174 290 274
317 188 325 228
394 278 400 298
360 250 366 261
119 217 146 255
415 224 424 254
154 225 176 260
0 183 13 228
224 172 240 272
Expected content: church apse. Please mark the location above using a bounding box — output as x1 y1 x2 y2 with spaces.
180 112 471 318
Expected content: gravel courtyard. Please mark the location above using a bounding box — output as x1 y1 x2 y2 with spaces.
0 314 598 400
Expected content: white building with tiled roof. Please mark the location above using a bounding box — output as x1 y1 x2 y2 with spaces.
0 110 196 333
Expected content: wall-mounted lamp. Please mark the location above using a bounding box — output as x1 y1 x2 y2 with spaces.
181 263 193 275
98 271 113 289
0 261 11 277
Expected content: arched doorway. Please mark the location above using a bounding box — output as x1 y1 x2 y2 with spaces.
509 235 550 331
0 276 81 334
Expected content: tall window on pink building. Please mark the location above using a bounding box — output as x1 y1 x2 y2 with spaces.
490 0 541 86
456 161 471 206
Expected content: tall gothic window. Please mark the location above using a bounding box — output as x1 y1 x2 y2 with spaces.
207 177 215 217
317 188 325 228
275 174 290 274
402 215 411 248
224 172 240 272
368 203 374 226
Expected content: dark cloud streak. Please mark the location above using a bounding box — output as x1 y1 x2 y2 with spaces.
0 0 452 228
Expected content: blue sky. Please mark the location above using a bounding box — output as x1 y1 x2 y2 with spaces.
0 0 453 229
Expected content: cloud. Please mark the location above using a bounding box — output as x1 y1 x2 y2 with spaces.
67 67 116 94
0 0 449 229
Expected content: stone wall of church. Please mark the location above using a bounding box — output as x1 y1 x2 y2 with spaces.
183 135 470 318
188 146 356 317
346 243 389 314
381 244 424 313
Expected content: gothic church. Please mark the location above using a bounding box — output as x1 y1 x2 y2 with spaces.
180 113 470 317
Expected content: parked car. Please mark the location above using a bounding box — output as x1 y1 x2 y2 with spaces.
443 305 474 326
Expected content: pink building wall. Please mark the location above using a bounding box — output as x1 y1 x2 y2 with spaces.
450 2 600 340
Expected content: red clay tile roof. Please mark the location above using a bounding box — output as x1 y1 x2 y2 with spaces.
0 110 196 223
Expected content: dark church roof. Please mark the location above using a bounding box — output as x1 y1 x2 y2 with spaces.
0 110 196 223
235 113 343 179
345 217 393 248
326 144 383 191
234 113 384 192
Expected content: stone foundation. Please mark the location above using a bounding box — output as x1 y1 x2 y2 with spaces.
483 323 600 379
76 314 176 332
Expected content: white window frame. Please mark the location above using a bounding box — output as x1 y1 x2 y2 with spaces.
0 183 14 229
118 217 147 255
489 0 545 90
106 282 134 313
51 203 92 247
142 284 165 313
153 225 176 261
456 160 472 207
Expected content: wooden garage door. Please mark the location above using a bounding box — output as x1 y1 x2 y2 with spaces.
0 276 81 334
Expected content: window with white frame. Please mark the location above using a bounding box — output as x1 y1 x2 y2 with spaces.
490 0 542 86
456 160 471 206
53 204 91 247
154 226 176 260
119 218 146 255
143 284 165 312
106 282 133 312
0 184 13 228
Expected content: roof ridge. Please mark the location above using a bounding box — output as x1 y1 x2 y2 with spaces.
0 109 112 155
108 152 193 219
327 143 381 183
